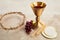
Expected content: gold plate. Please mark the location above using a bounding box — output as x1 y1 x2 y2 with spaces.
0 12 25 30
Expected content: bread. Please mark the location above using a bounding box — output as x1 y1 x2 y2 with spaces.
0 12 25 30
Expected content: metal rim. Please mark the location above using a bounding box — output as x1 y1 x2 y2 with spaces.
0 12 25 30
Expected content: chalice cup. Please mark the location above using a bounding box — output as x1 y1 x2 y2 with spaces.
30 2 46 36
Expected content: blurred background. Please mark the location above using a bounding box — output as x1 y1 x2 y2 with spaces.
0 0 60 20
0 0 60 40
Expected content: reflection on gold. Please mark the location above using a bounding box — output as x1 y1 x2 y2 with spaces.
30 2 46 36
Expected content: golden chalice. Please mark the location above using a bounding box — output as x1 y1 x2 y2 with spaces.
30 2 46 36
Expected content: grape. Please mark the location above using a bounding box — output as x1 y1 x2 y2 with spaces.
25 20 33 34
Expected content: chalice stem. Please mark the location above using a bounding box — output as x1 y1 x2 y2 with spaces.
36 16 40 27
30 2 46 36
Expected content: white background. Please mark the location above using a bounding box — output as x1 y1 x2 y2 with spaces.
0 0 60 40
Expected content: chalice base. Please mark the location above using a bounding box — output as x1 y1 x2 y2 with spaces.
31 21 46 37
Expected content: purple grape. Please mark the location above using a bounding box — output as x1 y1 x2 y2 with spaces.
25 21 33 34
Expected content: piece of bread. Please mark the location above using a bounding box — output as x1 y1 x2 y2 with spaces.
0 12 25 30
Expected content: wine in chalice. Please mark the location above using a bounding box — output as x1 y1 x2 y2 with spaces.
30 2 46 36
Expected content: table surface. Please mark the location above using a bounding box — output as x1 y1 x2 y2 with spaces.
0 0 60 40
